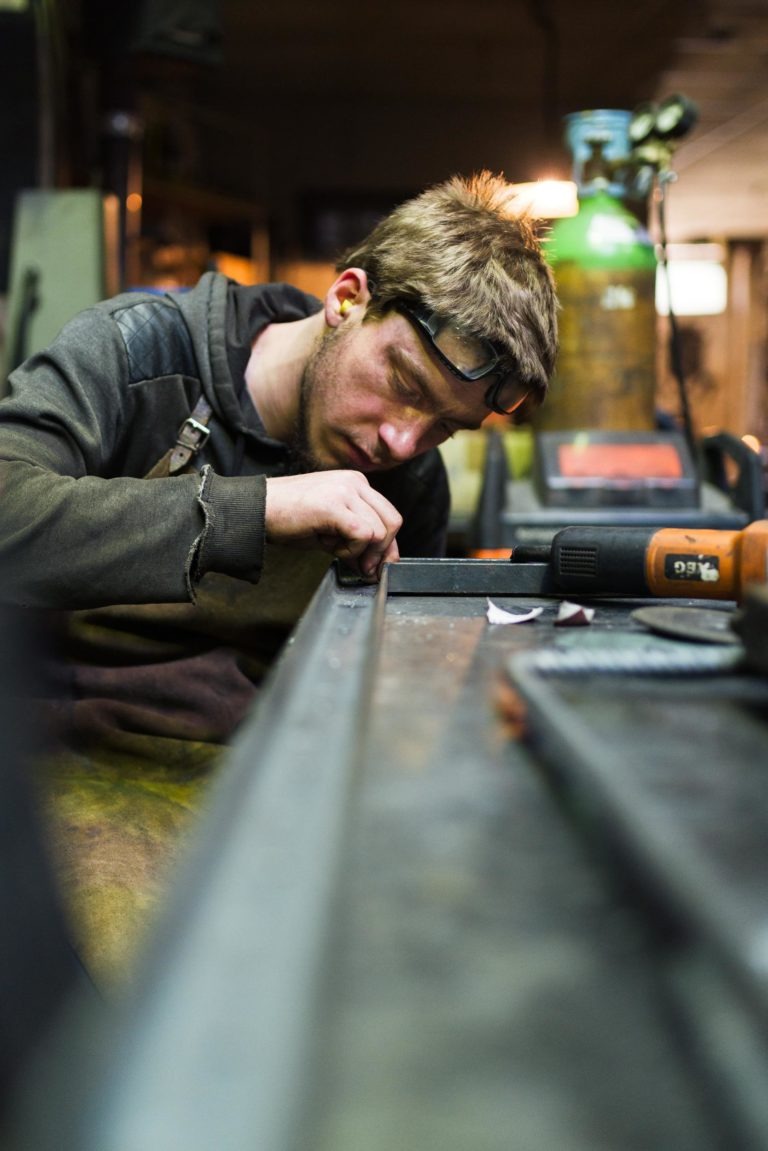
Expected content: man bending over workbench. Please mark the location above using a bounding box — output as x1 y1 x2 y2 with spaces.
0 172 558 983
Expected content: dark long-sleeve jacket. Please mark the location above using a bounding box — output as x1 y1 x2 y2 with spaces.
0 272 448 609
0 272 450 749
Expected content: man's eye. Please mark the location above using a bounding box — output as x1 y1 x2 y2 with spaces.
391 374 420 404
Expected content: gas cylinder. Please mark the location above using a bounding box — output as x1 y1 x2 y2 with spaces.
539 115 658 432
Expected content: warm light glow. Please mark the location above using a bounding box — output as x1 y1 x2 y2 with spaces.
656 262 727 316
126 193 143 214
742 434 761 454
214 252 260 285
510 180 579 219
656 242 727 316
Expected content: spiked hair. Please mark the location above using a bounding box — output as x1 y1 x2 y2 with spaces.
338 172 559 410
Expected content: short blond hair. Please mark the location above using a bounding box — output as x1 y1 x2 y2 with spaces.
338 172 558 409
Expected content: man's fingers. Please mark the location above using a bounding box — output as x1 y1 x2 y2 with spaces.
358 535 400 581
326 517 399 580
265 471 403 580
331 485 401 578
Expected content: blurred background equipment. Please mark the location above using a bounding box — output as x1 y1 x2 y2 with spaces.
540 107 660 434
2 190 119 383
469 96 766 553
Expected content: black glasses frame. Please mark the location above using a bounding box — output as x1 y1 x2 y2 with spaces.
396 301 524 415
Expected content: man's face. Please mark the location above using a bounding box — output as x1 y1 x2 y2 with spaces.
293 308 490 473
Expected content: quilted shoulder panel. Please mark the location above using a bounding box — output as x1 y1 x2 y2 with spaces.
113 298 198 384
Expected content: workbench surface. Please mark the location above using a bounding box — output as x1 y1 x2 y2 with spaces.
13 566 768 1151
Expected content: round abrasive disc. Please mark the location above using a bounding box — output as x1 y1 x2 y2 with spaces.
631 605 742 646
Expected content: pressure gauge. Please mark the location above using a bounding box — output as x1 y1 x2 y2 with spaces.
654 93 698 139
628 101 658 145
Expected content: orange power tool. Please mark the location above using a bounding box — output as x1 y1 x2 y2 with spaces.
538 519 768 603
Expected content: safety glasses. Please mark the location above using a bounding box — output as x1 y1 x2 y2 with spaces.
397 300 528 415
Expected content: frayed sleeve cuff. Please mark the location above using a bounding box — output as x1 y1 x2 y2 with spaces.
189 466 267 588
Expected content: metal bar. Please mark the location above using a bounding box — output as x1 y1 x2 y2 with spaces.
340 557 557 596
11 568 384 1151
298 597 726 1151
508 648 768 1001
507 648 768 1144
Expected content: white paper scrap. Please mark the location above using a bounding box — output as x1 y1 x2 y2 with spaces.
486 599 544 625
554 600 595 627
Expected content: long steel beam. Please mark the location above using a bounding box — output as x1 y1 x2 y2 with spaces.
11 570 386 1151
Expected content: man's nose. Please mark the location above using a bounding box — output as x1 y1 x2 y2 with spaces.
378 418 427 462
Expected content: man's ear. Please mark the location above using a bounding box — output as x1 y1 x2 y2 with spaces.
325 268 372 327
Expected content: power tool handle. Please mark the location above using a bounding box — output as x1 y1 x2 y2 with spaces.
550 526 655 595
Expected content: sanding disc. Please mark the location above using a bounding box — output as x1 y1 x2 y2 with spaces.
631 605 742 646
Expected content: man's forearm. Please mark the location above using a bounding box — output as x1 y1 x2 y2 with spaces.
0 461 267 609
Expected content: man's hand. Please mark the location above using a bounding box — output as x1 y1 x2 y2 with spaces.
265 471 402 581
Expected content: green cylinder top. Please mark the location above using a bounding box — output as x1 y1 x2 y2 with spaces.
545 190 657 271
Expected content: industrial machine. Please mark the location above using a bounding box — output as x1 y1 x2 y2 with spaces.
472 425 765 550
2 190 120 388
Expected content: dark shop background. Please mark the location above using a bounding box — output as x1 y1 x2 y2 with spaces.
1 0 768 453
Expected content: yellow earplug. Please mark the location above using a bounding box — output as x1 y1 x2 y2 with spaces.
339 300 352 317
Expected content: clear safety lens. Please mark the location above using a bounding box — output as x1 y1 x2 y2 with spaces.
398 300 528 414
431 320 498 377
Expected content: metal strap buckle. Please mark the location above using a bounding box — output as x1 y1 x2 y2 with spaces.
177 417 211 450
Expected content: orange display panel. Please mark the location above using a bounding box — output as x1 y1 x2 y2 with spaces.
557 443 684 480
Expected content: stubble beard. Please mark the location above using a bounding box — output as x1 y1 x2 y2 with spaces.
288 324 345 474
